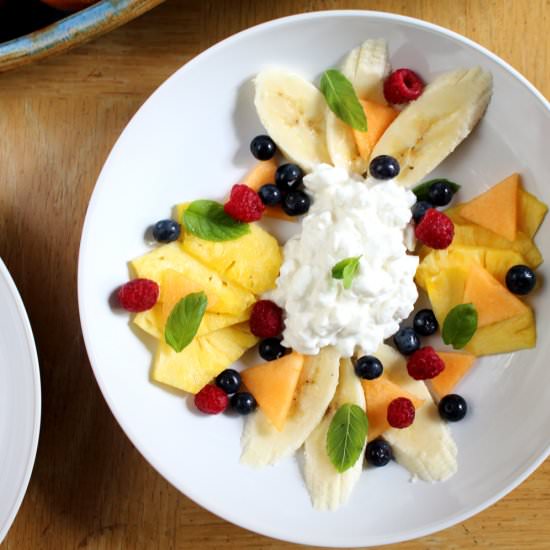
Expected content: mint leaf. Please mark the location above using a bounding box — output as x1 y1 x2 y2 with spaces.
320 70 367 132
165 292 207 352
332 256 361 290
326 403 368 473
442 303 478 349
413 179 461 201
183 200 250 242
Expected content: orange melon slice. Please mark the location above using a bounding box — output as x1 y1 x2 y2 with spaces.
362 377 424 441
353 100 399 160
460 173 519 241
431 351 476 398
463 263 528 328
241 352 304 431
242 160 296 222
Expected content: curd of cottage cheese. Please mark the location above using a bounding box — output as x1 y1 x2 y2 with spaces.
267 164 419 357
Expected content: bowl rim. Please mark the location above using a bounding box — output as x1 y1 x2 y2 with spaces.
78 9 550 547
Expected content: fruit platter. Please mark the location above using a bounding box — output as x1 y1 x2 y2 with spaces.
79 11 550 546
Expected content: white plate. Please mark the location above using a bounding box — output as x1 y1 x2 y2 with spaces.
78 11 550 547
0 258 40 542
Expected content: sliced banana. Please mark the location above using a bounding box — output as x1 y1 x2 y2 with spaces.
254 69 331 172
372 344 457 481
304 358 366 511
370 67 493 188
350 38 391 103
241 347 340 467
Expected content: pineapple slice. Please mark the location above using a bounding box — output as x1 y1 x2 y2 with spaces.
177 210 282 294
130 242 255 315
519 189 548 238
425 266 468 323
151 322 258 394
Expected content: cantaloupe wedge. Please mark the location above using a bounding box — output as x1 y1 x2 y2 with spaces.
463 263 528 328
459 174 519 241
242 160 296 222
353 100 399 160
362 377 424 441
241 352 304 431
519 188 548 238
431 352 476 398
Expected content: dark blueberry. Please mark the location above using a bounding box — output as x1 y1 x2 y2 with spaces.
369 155 400 180
258 184 282 206
365 439 393 467
393 327 420 355
259 337 288 361
506 265 537 295
413 309 439 336
215 369 241 395
282 190 311 216
354 355 383 380
230 392 257 414
427 181 454 206
250 135 277 160
411 200 433 223
152 219 180 243
275 163 303 192
438 394 468 422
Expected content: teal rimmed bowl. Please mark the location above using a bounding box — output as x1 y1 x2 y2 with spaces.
0 0 165 73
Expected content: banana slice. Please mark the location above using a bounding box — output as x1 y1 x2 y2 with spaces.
241 347 340 467
304 358 366 511
254 69 331 172
370 67 493 188
326 39 390 174
373 344 457 481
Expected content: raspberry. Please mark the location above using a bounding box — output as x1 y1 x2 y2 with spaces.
194 384 228 414
387 397 416 429
415 208 454 249
407 346 445 380
384 68 425 104
224 184 265 222
117 278 159 312
249 300 283 338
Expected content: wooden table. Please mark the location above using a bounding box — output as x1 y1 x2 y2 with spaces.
1 1 549 548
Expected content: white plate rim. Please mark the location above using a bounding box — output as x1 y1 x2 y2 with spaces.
78 9 550 546
0 258 41 543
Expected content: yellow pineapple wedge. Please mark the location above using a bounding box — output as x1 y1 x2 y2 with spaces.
130 242 255 316
176 203 282 294
425 266 469 323
151 323 258 394
519 189 548 238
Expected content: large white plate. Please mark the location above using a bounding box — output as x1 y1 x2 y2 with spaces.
78 11 550 547
0 258 40 542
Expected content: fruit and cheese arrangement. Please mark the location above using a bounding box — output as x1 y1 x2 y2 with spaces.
113 38 547 510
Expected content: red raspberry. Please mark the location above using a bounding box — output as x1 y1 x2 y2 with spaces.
407 346 445 380
384 68 425 104
117 278 159 312
415 208 454 249
224 184 265 222
249 300 283 338
194 384 228 414
387 397 416 429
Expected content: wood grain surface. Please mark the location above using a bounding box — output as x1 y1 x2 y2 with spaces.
1 1 549 548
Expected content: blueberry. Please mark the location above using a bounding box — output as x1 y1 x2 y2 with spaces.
215 369 241 394
506 265 537 295
354 355 383 380
438 394 468 422
259 338 288 361
230 392 257 414
369 155 400 180
413 309 438 336
152 219 180 243
393 327 420 355
365 439 393 467
411 200 433 223
250 135 276 160
427 181 454 206
275 163 303 192
282 190 311 216
258 184 282 206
